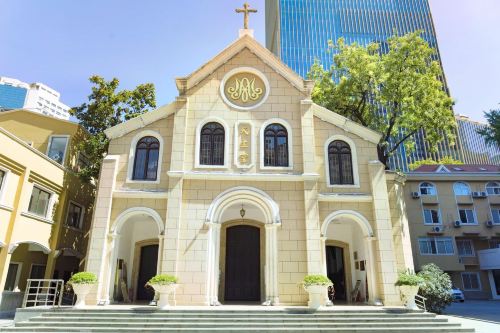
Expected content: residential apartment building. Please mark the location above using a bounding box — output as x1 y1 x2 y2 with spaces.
405 164 500 300
265 0 461 171
0 109 94 314
456 115 500 165
0 77 71 120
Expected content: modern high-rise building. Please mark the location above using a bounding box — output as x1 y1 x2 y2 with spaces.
456 115 500 165
265 0 460 170
0 76 70 120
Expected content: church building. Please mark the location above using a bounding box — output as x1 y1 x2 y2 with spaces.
84 22 415 307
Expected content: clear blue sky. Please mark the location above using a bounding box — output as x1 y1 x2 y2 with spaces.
1 0 498 122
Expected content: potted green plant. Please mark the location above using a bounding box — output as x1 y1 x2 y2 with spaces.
302 275 332 309
395 271 424 310
68 272 97 308
148 274 178 309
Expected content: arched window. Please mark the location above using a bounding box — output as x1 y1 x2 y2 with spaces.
264 123 288 167
419 182 437 196
453 182 471 195
328 140 354 185
486 182 500 195
200 122 225 165
133 136 160 180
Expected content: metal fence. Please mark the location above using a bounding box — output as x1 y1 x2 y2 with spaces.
415 294 427 312
22 279 65 308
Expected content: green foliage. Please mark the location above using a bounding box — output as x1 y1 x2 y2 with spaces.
477 108 500 147
303 275 333 287
309 32 455 167
148 274 178 285
408 156 463 171
395 271 424 286
68 272 97 285
417 263 453 314
70 76 156 183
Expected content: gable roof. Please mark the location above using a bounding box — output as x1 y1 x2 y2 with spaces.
175 34 314 95
0 108 80 128
311 103 382 144
104 102 177 140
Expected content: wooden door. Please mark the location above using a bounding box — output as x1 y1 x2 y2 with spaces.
224 225 260 301
136 244 158 301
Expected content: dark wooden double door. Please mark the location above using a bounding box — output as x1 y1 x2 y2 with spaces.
224 225 261 302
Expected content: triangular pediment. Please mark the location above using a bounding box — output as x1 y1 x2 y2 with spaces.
175 34 313 95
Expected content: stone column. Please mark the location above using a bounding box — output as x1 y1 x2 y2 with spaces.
364 236 381 305
85 155 119 304
264 224 279 305
303 181 322 275
206 223 221 305
320 236 331 305
105 234 120 302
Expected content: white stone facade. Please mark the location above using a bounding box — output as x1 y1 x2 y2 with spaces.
85 31 414 306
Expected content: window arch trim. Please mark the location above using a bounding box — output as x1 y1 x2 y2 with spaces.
259 118 293 170
195 117 230 169
323 135 360 188
126 130 164 184
486 182 500 196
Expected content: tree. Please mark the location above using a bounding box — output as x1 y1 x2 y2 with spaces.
477 107 500 147
70 76 156 182
417 263 453 314
309 31 456 168
408 156 463 171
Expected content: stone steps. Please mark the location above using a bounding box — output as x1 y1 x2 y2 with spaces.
0 307 475 333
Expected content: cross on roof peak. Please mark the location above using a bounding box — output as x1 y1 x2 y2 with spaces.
235 2 257 30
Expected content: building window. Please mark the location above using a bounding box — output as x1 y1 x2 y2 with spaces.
423 208 440 224
489 239 500 249
328 140 354 185
456 239 475 257
66 202 83 229
28 186 51 217
200 122 225 166
418 237 454 255
133 136 159 180
419 182 437 195
491 208 500 224
47 136 69 165
4 263 21 291
461 272 481 291
264 123 288 167
29 264 46 279
486 182 500 195
458 208 476 224
453 182 471 196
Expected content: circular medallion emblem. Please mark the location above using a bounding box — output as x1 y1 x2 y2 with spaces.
220 67 269 110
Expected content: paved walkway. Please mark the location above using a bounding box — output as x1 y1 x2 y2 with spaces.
440 315 500 333
0 319 13 328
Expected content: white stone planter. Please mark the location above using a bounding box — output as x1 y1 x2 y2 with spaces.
399 285 420 310
71 284 95 308
149 284 177 309
304 285 330 309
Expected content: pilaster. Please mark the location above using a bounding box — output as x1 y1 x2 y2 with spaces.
84 155 119 304
303 180 322 274
367 160 399 305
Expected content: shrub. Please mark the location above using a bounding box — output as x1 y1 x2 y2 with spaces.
68 272 97 285
148 274 178 285
395 271 425 286
303 275 332 287
417 263 453 314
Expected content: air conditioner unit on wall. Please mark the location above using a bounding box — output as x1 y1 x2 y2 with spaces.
472 191 487 198
454 220 462 228
411 192 420 199
432 226 442 233
486 220 494 228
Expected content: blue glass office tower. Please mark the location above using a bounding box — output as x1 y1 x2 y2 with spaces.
0 84 27 110
265 0 461 170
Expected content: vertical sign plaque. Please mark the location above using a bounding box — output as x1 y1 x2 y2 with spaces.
234 121 254 169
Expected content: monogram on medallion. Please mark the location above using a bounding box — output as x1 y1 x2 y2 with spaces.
227 77 263 102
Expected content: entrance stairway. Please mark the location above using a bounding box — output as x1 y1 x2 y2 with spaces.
1 306 474 332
